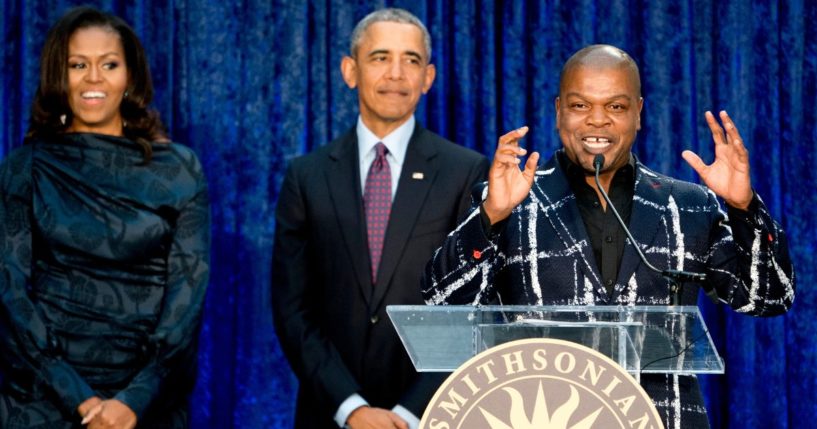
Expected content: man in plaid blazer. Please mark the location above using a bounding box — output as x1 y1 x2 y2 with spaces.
422 45 794 428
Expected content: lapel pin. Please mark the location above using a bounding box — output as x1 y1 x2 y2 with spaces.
412 172 424 180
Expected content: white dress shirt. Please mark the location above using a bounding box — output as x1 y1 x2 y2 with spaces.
357 115 415 198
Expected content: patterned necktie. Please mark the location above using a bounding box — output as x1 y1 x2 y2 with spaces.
364 143 392 284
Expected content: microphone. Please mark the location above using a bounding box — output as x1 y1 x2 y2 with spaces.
592 154 719 305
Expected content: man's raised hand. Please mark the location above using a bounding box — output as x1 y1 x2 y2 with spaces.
483 126 540 224
682 111 753 210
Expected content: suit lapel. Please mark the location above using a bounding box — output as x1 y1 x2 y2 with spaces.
613 162 672 299
325 130 373 304
370 126 437 310
532 156 607 301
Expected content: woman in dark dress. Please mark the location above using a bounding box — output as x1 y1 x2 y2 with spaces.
0 7 210 429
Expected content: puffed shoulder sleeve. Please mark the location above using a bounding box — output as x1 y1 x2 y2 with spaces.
0 147 96 415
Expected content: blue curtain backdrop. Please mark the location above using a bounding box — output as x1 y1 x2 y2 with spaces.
1 0 815 427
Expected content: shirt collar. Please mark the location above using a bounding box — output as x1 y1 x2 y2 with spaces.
557 149 636 186
356 116 415 165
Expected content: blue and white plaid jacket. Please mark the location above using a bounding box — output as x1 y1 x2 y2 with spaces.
422 151 795 428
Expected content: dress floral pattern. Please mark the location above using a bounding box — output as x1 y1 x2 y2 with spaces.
0 133 210 428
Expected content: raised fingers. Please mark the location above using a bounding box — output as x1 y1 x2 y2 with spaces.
704 111 726 145
681 150 706 175
493 126 530 166
494 152 524 165
522 151 540 178
498 126 529 146
718 110 746 149
497 126 529 156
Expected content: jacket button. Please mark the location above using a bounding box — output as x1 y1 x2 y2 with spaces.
370 315 380 324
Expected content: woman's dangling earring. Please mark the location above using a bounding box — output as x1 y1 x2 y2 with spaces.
59 114 66 125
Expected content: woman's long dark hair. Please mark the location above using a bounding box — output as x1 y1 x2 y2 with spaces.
25 6 166 162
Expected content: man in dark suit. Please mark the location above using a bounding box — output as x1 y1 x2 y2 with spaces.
423 45 794 428
272 8 488 429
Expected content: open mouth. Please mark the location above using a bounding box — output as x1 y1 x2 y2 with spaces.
581 136 612 151
81 91 106 99
78 91 107 106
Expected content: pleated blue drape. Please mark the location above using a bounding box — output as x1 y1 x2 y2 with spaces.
2 1 815 427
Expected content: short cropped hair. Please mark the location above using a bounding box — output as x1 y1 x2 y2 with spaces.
559 44 641 97
349 8 432 62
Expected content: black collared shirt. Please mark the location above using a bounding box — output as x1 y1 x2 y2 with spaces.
559 150 636 295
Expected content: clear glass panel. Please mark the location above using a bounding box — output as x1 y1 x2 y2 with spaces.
387 305 724 375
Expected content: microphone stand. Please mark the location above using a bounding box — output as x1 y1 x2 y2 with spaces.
591 155 717 306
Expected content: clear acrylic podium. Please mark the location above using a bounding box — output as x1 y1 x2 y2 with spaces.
387 305 724 378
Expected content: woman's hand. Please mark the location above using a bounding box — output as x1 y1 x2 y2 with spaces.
82 399 137 429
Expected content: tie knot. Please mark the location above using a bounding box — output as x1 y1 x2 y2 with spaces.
375 142 388 159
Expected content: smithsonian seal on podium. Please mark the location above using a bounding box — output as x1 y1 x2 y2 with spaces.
420 338 663 429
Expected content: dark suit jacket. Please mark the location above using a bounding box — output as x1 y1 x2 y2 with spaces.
423 150 794 427
273 124 488 427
